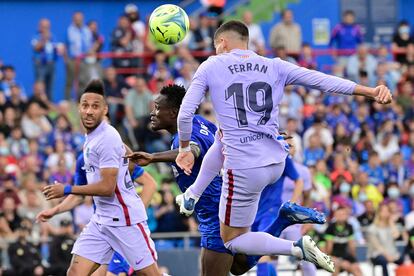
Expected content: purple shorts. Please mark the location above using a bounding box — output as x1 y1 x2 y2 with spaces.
72 220 157 271
219 162 285 227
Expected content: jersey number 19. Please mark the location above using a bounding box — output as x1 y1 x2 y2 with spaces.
226 81 273 128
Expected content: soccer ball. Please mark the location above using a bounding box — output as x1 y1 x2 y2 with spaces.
149 4 189 45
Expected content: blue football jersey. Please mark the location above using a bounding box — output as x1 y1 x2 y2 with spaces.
74 153 145 185
171 115 222 236
255 156 299 219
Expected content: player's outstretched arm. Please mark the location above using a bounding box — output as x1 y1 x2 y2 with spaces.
126 144 201 165
36 194 84 222
134 172 157 208
281 59 392 104
43 168 118 199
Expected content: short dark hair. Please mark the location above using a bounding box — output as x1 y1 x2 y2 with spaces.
214 20 249 41
159 84 186 109
82 79 105 97
344 10 355 16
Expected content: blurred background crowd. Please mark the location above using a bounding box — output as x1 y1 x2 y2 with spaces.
0 0 414 275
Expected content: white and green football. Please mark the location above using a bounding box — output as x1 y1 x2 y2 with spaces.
149 4 190 45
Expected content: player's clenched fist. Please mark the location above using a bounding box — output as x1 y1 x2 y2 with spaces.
42 183 65 200
374 85 392 104
36 208 57 222
176 151 194 175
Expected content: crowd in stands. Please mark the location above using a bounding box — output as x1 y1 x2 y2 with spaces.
0 2 413 275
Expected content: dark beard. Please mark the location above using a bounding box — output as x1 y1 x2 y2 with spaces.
82 118 103 133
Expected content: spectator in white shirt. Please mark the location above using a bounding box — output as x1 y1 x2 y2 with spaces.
242 11 265 55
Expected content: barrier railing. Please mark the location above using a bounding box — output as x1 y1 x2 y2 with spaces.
73 47 407 97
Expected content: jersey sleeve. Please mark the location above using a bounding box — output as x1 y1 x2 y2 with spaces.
74 154 87 186
277 58 356 95
96 134 124 169
131 165 145 181
282 156 300 181
177 59 211 141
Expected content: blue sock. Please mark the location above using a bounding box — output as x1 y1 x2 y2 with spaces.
263 214 291 237
257 262 277 276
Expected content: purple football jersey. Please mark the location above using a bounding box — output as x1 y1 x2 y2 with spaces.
178 49 356 169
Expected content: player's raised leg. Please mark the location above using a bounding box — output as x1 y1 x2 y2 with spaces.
218 164 334 273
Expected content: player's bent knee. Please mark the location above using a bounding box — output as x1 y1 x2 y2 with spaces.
135 263 160 276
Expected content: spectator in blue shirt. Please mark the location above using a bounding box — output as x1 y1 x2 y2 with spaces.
304 133 325 166
65 11 93 99
31 18 61 99
330 10 362 53
360 152 385 192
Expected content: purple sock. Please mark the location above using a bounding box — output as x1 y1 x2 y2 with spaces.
301 261 317 276
224 232 297 256
189 138 224 198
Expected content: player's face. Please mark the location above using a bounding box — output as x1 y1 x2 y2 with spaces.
150 95 176 131
78 93 107 133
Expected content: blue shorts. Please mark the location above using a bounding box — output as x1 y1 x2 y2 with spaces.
251 207 281 232
108 251 130 274
200 235 233 255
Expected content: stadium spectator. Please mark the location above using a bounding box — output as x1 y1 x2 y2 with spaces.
17 189 43 222
31 18 61 99
174 62 195 89
4 224 44 276
392 20 414 65
29 81 53 112
304 133 325 166
358 200 376 230
330 10 363 61
273 46 297 64
279 85 303 126
373 131 400 162
5 84 26 120
47 114 74 152
171 46 199 78
298 43 317 70
125 3 146 59
44 139 75 173
360 152 385 190
367 203 404 276
65 11 93 99
8 126 29 159
102 66 129 126
242 11 265 55
303 116 334 156
79 19 104 85
2 196 22 232
124 77 154 150
21 100 52 140
346 44 378 85
1 65 26 99
269 9 302 58
147 49 171 77
325 206 362 276
48 219 75 275
351 172 384 209
111 14 138 73
191 12 215 60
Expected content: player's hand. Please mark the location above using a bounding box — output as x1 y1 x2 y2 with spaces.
176 151 194 175
125 151 153 166
36 208 57 222
373 85 392 104
42 183 65 200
